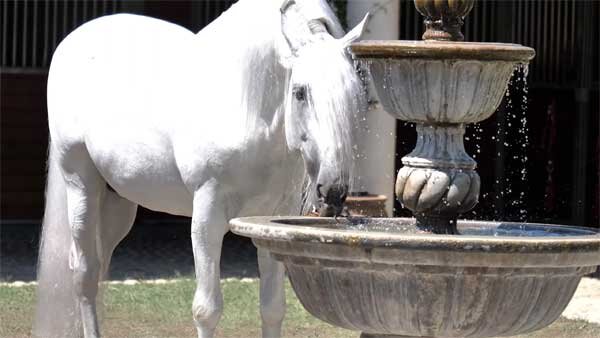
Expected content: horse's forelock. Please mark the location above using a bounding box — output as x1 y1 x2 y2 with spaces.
291 39 364 192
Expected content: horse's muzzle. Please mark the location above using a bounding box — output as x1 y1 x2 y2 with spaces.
317 183 348 217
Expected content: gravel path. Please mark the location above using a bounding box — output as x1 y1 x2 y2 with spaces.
563 277 600 325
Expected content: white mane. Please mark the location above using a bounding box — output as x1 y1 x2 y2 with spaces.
292 39 363 178
291 38 364 210
194 1 290 137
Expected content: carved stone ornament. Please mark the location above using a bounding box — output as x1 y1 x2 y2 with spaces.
414 0 475 41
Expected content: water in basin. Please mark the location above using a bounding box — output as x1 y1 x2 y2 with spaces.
271 217 599 237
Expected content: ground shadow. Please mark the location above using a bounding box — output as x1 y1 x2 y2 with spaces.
1 221 258 282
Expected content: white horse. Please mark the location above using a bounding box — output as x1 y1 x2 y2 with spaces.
34 0 368 337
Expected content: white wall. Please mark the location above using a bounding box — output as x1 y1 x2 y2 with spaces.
347 0 400 215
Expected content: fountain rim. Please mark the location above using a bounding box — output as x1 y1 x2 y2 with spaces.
351 40 535 62
230 216 600 255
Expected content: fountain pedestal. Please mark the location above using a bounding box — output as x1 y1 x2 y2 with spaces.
396 124 479 234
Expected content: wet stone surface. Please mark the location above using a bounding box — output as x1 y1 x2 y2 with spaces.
1 221 258 282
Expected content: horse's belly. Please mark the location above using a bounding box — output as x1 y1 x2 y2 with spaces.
87 129 193 217
112 176 193 217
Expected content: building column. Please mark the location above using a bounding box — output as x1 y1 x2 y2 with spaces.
347 0 400 216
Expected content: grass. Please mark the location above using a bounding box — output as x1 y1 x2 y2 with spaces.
1 278 599 338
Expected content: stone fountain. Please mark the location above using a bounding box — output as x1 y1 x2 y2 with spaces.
230 1 600 337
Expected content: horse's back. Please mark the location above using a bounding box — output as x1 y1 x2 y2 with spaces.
47 14 199 144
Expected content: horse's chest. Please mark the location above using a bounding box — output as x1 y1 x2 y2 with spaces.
236 154 303 216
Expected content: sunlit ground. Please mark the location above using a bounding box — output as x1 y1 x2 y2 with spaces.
2 278 599 338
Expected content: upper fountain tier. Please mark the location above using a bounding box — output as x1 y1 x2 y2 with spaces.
350 0 536 232
351 40 535 124
352 0 534 125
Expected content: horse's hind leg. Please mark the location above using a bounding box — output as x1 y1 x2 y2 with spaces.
98 190 138 279
62 146 105 338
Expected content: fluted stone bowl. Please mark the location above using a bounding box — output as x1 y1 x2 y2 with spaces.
351 41 535 124
230 217 600 338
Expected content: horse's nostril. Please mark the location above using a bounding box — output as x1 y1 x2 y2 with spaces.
340 188 348 203
319 183 347 206
316 184 324 199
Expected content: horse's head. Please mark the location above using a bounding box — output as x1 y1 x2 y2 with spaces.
279 0 369 215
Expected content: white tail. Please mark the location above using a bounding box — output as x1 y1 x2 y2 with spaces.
33 142 83 337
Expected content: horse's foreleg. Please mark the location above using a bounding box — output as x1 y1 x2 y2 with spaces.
99 190 138 279
258 248 286 338
191 179 229 338
63 152 105 338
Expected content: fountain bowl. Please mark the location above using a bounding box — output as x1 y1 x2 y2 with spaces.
230 216 600 338
351 40 535 124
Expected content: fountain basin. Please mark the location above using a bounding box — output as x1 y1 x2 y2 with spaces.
230 216 600 338
351 40 535 124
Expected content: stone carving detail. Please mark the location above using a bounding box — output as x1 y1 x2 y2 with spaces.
414 0 475 41
367 58 517 124
396 167 480 215
403 124 475 169
394 124 480 232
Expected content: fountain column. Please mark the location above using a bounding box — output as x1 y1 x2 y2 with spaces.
396 123 479 234
377 0 482 234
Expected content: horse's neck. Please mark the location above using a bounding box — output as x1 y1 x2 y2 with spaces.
190 0 305 213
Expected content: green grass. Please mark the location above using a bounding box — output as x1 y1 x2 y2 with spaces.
1 279 599 338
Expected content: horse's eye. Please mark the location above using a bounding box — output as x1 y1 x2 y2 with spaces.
294 86 307 101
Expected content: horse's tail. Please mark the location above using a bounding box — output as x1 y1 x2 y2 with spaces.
33 141 83 338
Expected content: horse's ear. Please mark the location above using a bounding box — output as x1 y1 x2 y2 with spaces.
340 13 370 48
280 0 302 56
280 0 296 14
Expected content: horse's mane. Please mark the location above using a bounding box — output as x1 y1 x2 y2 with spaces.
293 39 364 212
194 0 349 136
194 0 289 135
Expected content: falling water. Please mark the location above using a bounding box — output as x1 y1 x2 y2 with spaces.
468 123 484 160
463 64 531 223
493 64 531 222
508 64 530 222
